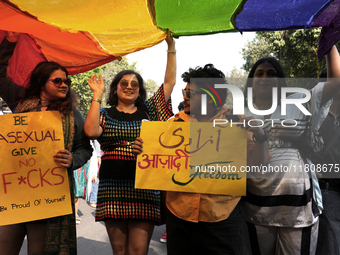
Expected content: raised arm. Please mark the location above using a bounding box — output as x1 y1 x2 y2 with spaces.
321 45 340 106
84 74 104 139
163 30 176 102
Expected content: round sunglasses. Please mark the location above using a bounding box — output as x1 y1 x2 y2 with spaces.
119 80 139 90
47 78 72 87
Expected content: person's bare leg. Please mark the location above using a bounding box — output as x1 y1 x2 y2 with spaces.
74 197 80 216
0 223 26 255
128 221 155 255
26 222 47 255
105 221 128 255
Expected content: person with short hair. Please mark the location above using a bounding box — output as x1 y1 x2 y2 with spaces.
134 64 270 255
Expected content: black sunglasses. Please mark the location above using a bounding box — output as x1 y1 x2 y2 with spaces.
47 78 72 87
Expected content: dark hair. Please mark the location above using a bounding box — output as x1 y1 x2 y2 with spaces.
181 64 227 105
107 70 146 107
244 57 286 106
21 61 75 115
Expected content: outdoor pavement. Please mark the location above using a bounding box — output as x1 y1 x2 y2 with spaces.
19 199 167 255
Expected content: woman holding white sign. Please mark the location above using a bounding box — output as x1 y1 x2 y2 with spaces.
84 30 176 255
0 32 92 255
239 44 340 255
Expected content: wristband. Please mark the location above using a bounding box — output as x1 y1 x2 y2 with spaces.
91 98 102 104
167 50 176 55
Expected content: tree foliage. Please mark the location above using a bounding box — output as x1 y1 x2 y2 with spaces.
225 66 248 108
241 28 331 88
70 67 101 117
70 56 158 117
144 79 158 99
225 66 248 87
241 36 275 72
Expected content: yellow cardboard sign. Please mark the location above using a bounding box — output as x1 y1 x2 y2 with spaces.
135 122 247 196
0 111 72 226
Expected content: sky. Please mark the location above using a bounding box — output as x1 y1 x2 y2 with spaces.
127 32 256 111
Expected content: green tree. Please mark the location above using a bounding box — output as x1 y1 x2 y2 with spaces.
241 36 274 72
241 28 330 88
225 66 248 88
225 66 248 108
70 67 101 117
144 79 159 99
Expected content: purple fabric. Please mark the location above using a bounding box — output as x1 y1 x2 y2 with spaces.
235 0 330 32
318 14 340 61
311 0 340 27
313 0 340 61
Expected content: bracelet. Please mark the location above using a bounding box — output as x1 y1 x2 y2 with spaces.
253 130 268 144
91 98 102 104
167 50 176 55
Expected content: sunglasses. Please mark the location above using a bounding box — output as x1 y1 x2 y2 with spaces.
47 78 72 87
182 89 203 99
119 80 139 90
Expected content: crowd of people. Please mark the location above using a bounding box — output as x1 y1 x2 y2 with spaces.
0 29 340 255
